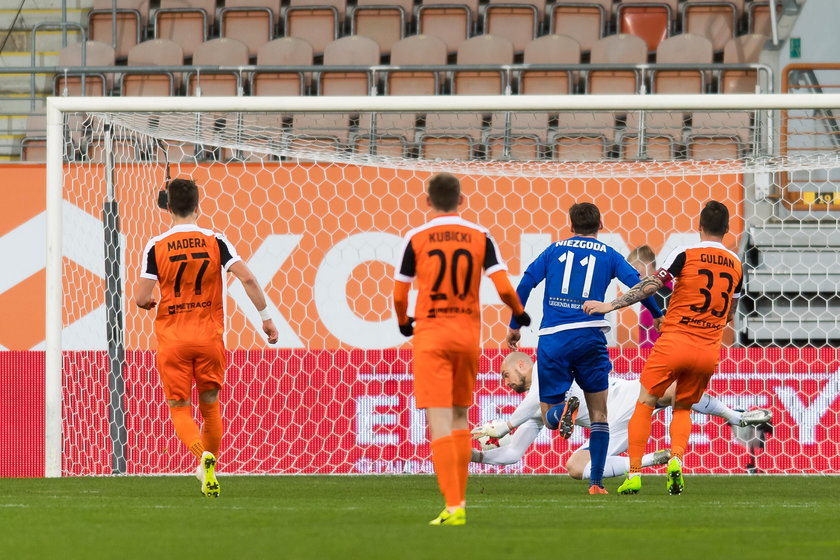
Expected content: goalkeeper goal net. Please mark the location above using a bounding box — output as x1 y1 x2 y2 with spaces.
46 94 840 477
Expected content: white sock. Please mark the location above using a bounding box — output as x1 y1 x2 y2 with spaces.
583 456 629 479
640 451 659 467
582 450 664 479
692 393 740 425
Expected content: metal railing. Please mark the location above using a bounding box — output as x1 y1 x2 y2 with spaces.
1 61 775 108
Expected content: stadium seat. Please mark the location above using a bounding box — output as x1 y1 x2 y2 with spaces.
689 110 752 158
616 1 674 53
186 39 249 96
686 134 742 160
483 0 544 54
54 41 116 96
681 1 739 53
490 34 579 160
154 0 215 58
749 1 780 36
291 36 377 155
319 36 380 96
419 34 505 160
453 35 514 95
588 34 647 94
419 113 484 160
487 112 549 160
721 33 766 93
385 34 447 95
653 33 713 93
619 133 676 160
551 134 608 161
219 0 281 58
520 34 581 94
20 115 47 162
416 0 479 54
284 0 346 57
550 0 611 54
252 37 313 96
121 39 184 96
568 34 646 144
350 0 414 56
88 0 148 60
372 35 447 152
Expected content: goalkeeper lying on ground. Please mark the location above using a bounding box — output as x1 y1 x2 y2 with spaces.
471 352 772 479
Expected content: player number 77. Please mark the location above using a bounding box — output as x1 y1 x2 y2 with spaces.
169 252 210 297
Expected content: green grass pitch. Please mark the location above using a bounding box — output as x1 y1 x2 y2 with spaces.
1 475 838 559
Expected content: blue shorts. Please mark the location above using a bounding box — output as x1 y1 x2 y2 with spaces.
536 328 611 405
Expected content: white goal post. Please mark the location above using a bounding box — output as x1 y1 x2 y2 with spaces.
45 94 840 478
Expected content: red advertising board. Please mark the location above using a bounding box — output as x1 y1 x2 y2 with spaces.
5 348 838 477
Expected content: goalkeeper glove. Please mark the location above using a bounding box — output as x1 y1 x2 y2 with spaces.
513 311 531 327
399 317 415 337
471 419 511 439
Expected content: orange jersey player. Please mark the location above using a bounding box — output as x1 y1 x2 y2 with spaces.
135 178 278 498
584 200 742 495
392 172 530 526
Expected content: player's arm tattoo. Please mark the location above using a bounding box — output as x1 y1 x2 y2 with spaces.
609 275 664 311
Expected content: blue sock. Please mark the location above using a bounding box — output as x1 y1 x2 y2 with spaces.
545 403 566 430
588 422 610 488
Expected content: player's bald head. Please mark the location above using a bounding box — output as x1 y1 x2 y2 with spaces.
502 351 533 371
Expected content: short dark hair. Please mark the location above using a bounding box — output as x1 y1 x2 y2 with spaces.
569 202 600 235
699 200 729 237
167 178 199 217
428 173 461 212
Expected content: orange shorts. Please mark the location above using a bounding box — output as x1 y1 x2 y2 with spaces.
156 339 225 402
640 335 720 406
413 346 479 409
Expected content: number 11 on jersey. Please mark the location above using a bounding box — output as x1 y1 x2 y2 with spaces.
557 251 597 298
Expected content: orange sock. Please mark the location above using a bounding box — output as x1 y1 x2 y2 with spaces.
451 429 471 506
430 435 460 509
627 401 656 473
170 406 204 459
199 400 223 457
669 408 693 461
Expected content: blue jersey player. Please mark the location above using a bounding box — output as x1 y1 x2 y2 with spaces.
506 203 663 494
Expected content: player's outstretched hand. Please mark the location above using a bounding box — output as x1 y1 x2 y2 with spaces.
582 300 613 315
263 319 279 344
506 328 521 350
399 317 415 337
513 311 531 327
471 419 511 439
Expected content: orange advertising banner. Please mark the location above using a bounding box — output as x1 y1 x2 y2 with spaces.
1 163 743 351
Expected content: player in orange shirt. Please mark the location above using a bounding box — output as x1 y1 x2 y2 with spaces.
135 178 278 497
583 201 743 495
393 173 530 526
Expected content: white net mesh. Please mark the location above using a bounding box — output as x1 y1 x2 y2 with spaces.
57 102 840 475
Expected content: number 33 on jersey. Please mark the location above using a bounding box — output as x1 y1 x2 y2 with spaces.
655 241 743 344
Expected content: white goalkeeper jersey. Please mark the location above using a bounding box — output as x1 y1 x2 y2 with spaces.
508 364 641 430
